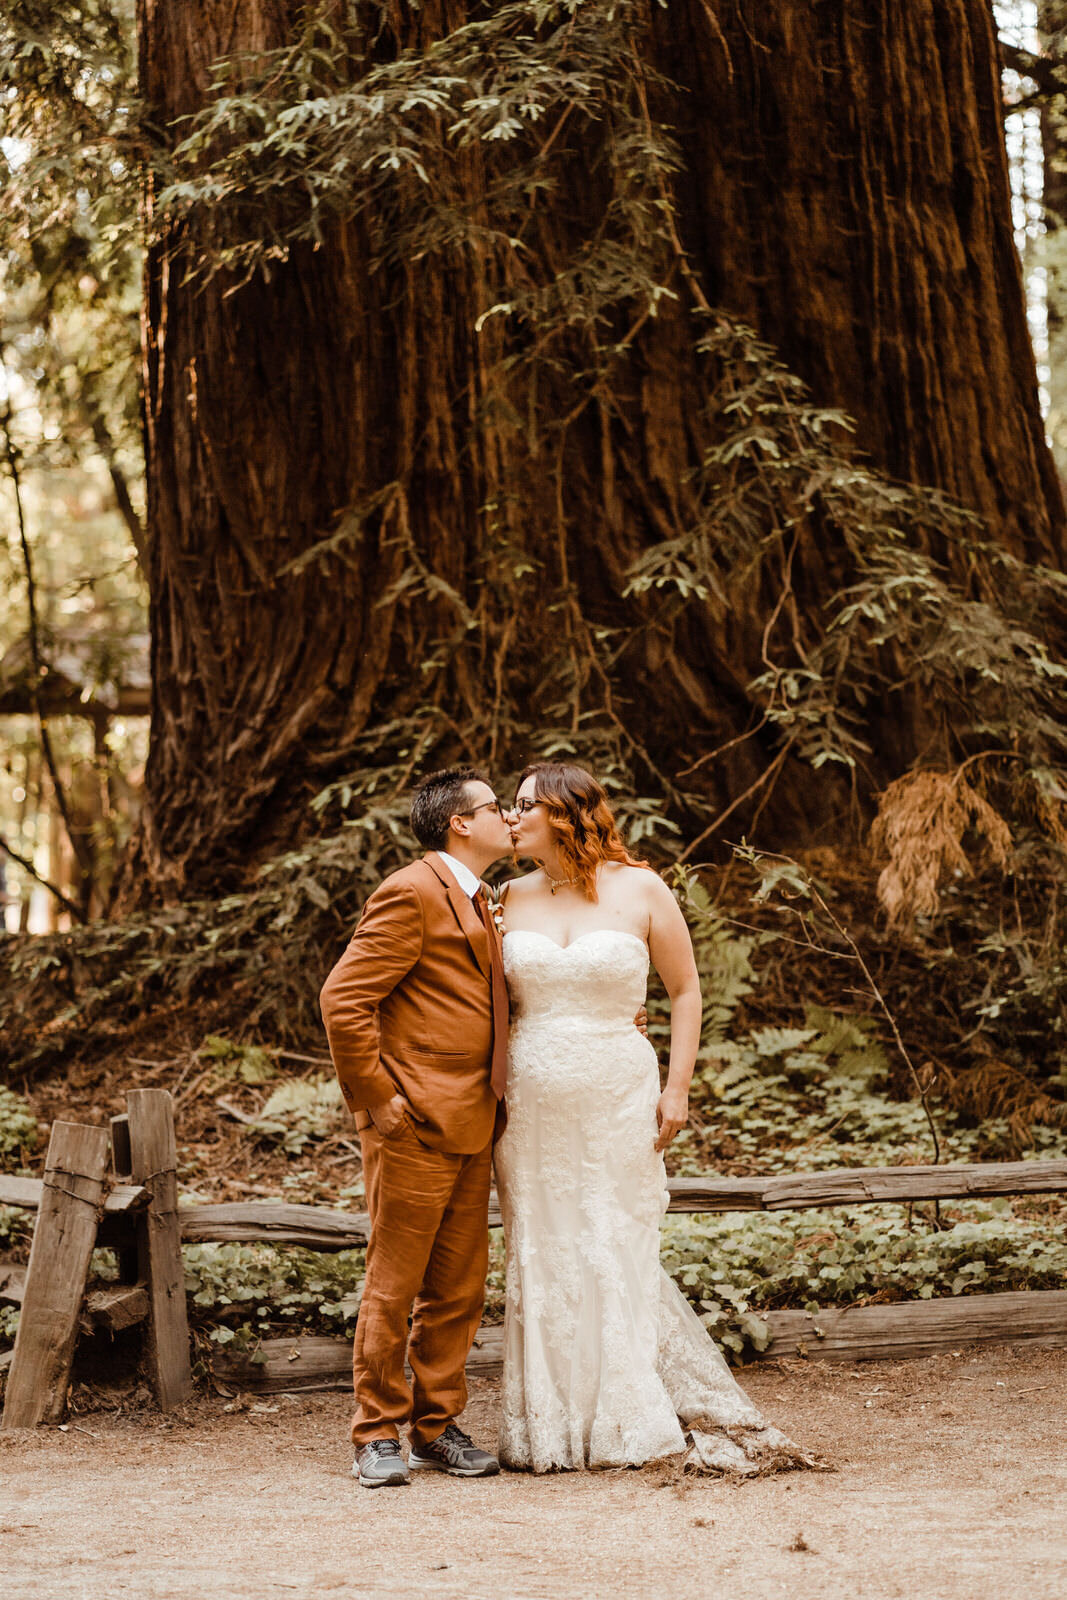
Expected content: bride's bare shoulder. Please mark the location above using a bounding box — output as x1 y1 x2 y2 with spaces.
603 860 674 906
601 861 658 888
501 870 544 898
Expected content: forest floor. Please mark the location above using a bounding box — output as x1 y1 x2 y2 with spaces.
2 1345 1066 1600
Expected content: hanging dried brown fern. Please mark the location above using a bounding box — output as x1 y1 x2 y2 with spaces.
941 1054 1067 1155
869 769 1014 925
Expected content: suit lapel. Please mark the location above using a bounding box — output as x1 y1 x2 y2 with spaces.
425 853 493 984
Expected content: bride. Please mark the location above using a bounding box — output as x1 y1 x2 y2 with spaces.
494 760 814 1475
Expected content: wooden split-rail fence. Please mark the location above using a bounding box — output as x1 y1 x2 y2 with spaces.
0 1089 192 1427
2 1089 1066 1419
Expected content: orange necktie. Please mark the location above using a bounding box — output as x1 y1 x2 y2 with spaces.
474 887 509 1100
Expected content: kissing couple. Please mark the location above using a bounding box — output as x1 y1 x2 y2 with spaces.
320 761 814 1485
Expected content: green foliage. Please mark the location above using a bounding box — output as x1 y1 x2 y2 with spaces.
627 318 1067 782
0 1088 39 1170
197 1035 277 1085
0 0 141 401
0 0 143 494
182 1241 366 1345
668 860 905 1152
249 1078 346 1154
726 840 1067 1135
0 1206 32 1252
669 869 761 1042
663 858 1067 1165
156 0 680 309
0 1305 19 1348
662 1200 1067 1339
685 1003 948 1174
172 1194 1067 1371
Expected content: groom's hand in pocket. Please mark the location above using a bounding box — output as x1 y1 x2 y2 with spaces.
368 1093 409 1136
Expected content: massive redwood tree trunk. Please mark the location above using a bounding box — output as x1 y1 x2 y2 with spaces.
123 0 1065 905
658 2 1063 566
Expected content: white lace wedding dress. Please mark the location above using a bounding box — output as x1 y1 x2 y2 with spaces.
494 929 814 1475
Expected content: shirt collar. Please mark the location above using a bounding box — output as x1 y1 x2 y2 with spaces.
436 850 482 899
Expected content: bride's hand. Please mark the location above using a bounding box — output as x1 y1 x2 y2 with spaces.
654 1087 688 1151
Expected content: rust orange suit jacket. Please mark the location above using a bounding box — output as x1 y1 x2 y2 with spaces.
319 853 500 1155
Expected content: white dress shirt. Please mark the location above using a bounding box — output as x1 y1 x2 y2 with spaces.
436 850 482 900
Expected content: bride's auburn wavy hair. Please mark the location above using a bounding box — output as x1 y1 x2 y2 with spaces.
518 761 649 901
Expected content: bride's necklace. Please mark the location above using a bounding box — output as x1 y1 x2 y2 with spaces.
544 865 581 895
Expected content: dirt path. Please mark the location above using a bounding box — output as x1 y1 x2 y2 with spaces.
2 1345 1065 1600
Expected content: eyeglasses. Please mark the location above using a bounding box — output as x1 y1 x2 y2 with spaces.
455 799 504 818
514 798 542 815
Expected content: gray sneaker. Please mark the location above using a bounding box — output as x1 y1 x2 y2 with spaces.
409 1422 500 1478
353 1438 410 1488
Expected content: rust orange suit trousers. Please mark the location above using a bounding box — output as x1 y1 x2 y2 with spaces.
351 1116 492 1450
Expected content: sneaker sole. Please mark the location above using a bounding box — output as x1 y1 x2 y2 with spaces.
352 1465 410 1488
408 1455 500 1477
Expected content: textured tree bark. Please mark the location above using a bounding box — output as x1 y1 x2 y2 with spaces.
656 1 1064 568
122 0 1065 904
1037 3 1067 471
129 0 409 899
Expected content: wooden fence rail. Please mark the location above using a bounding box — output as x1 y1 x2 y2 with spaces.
0 1175 149 1215
665 1159 1067 1210
8 1158 1066 1254
173 1158 1067 1251
210 1287 1067 1393
193 1158 1067 1391
2 1132 1066 1420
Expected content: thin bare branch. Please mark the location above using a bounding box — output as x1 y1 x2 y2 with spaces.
0 834 86 925
0 355 95 908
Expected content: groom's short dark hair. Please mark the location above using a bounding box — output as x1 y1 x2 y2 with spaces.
410 766 488 851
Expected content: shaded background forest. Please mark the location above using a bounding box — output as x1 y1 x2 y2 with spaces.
1 0 1067 1365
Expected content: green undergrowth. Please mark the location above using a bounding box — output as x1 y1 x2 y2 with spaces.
661 1198 1067 1358
55 1190 1057 1373
653 875 1067 1172
0 1090 39 1281
180 1242 369 1363
0 1207 33 1251
47 1184 1049 1369
0 1088 39 1171
673 1052 1067 1176
241 1079 347 1156
2 1176 1064 1372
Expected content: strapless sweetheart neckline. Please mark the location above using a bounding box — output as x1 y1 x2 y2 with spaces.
502 928 648 955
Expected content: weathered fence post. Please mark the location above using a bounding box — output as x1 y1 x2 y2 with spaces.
127 1089 192 1409
108 1112 140 1285
109 1112 132 1176
1 1122 110 1428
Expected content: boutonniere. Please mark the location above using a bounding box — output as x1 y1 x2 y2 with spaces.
486 893 506 933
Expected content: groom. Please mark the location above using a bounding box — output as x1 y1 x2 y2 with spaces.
319 767 513 1487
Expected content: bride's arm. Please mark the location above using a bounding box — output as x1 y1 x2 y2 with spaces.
645 873 702 1152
